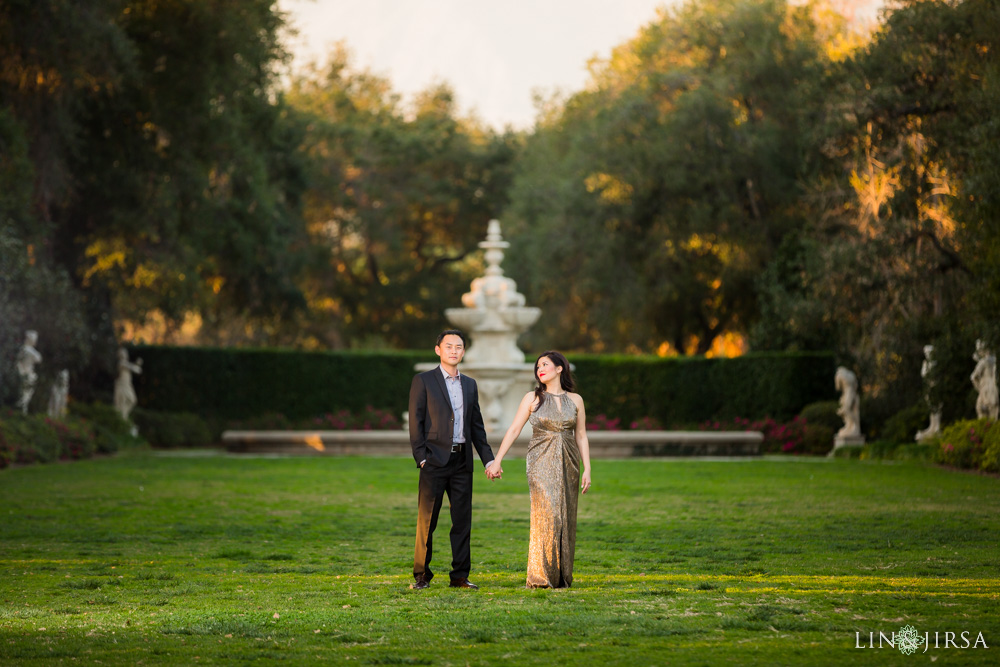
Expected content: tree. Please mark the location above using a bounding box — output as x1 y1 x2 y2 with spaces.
753 0 997 421
504 0 849 354
286 46 518 349
1 0 312 404
65 0 309 344
0 0 124 400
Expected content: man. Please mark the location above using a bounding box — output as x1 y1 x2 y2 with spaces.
409 329 495 590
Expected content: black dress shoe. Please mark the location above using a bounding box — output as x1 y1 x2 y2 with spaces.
449 578 479 590
410 576 430 590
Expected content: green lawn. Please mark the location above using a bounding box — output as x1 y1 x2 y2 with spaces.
1 453 998 665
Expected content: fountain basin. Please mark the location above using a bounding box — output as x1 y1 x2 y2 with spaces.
222 429 763 457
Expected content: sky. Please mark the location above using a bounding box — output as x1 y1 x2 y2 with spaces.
277 0 883 131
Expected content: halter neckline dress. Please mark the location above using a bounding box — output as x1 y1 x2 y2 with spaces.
525 393 580 588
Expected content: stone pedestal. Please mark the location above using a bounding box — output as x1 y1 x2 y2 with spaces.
829 434 866 457
915 413 941 442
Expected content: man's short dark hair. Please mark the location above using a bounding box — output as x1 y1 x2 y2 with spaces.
436 329 467 347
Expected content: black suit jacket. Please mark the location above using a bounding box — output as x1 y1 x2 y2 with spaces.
409 368 494 471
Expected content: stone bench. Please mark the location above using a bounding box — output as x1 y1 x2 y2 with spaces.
222 429 762 458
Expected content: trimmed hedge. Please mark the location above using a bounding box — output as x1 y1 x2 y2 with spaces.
571 352 836 426
131 346 835 426
133 409 213 448
131 346 436 422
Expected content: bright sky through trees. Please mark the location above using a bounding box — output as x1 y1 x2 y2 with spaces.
279 0 882 130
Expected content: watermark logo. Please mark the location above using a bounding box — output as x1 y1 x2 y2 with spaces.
895 625 921 655
855 626 989 654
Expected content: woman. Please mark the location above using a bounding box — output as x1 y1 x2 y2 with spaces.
488 351 592 588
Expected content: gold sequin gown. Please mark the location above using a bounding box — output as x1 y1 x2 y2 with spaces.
525 393 580 588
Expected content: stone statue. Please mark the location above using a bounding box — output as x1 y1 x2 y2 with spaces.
114 347 143 423
16 330 42 414
915 345 942 442
971 339 999 420
828 365 865 455
47 369 70 418
835 366 861 438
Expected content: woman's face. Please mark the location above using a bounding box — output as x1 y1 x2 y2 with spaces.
536 356 562 384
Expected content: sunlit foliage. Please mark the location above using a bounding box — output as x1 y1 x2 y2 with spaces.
286 45 517 348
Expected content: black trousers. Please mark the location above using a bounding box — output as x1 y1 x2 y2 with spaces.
413 450 472 581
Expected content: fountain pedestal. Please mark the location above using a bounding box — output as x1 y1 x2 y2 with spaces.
416 220 539 434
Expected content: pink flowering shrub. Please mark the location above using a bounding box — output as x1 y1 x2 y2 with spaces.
354 406 401 430
236 407 401 431
0 410 97 464
935 419 995 470
313 406 400 430
701 415 808 454
585 415 663 431
629 416 663 430
234 412 293 430
313 410 352 430
586 414 621 431
50 417 96 460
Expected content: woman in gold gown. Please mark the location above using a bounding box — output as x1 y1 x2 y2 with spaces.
488 351 592 588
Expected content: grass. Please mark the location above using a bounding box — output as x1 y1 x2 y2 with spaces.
0 452 998 665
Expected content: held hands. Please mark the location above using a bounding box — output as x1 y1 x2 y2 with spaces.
485 460 503 480
581 469 591 494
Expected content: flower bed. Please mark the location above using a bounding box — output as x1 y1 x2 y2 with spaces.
699 415 827 454
0 406 140 468
934 419 1000 473
228 406 401 432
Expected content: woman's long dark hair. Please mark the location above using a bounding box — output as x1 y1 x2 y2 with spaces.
533 351 575 410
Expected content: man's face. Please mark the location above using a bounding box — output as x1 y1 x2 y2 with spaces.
435 334 465 367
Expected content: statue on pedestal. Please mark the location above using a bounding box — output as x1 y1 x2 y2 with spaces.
971 340 999 420
915 345 942 442
114 347 143 424
830 366 865 453
835 366 861 437
47 369 70 418
16 330 42 414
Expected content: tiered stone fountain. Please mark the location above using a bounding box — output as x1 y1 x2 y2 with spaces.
222 220 762 457
415 220 538 434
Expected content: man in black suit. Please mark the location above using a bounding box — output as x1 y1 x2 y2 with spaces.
409 329 495 590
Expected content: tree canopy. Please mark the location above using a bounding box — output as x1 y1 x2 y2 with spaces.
504 0 842 354
1 0 307 399
285 46 517 348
